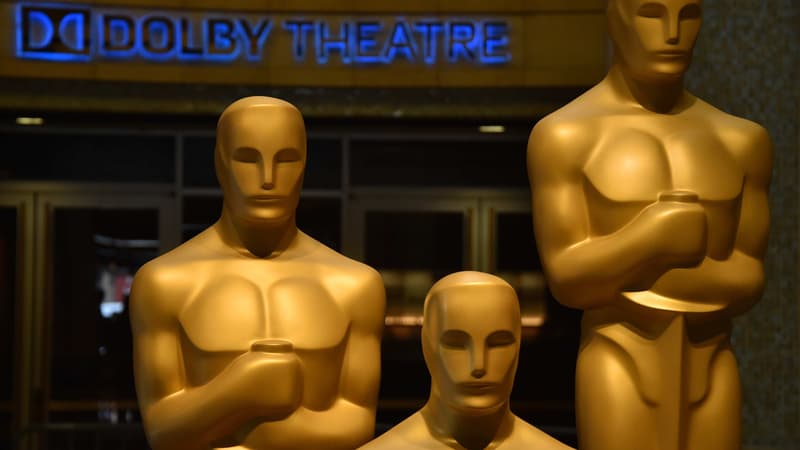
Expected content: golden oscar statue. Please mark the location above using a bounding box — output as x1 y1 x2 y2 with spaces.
361 272 573 450
130 97 386 450
527 1 772 449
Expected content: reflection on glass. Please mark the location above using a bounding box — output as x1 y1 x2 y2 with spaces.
496 271 547 327
491 211 581 431
494 212 548 331
351 139 528 187
0 133 174 182
50 208 159 414
365 211 466 321
181 196 222 242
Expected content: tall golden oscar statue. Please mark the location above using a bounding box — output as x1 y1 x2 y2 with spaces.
527 1 771 449
361 272 573 450
130 97 386 450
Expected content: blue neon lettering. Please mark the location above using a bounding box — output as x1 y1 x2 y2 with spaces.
238 19 271 61
316 21 350 64
177 18 203 59
383 21 416 63
14 4 512 66
413 21 443 65
354 21 381 64
58 12 86 52
100 15 134 55
206 18 238 60
480 21 510 64
24 10 54 50
448 22 476 62
18 6 91 61
141 16 174 58
283 20 314 61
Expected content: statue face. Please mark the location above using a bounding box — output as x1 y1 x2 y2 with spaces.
608 0 702 81
424 284 520 415
216 106 307 224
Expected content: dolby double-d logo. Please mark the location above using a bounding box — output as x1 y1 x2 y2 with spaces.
18 4 91 61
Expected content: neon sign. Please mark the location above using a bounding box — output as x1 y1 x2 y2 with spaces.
16 3 512 65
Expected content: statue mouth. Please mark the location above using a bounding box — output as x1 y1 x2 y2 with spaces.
250 195 285 202
459 382 497 393
655 50 688 57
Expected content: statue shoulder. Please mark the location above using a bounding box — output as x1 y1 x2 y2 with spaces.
301 232 382 285
527 115 596 187
130 236 217 323
359 413 434 450
692 99 772 182
298 233 386 322
504 416 575 450
528 92 605 171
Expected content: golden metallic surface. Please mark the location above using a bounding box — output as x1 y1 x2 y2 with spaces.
130 97 386 450
527 1 772 449
361 272 573 450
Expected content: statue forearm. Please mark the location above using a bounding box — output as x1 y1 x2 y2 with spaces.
546 227 679 310
144 381 262 450
235 398 376 449
649 250 765 315
280 400 375 447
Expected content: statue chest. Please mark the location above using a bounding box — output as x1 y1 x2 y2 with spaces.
582 127 744 253
180 272 349 351
177 271 350 387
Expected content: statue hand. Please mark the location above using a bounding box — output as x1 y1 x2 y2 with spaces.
639 191 708 269
226 340 303 419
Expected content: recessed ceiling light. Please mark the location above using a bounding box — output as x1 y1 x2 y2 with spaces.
16 117 44 126
479 125 505 133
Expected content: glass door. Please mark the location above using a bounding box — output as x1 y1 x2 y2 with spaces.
345 190 480 428
345 191 480 319
480 196 581 435
480 197 548 328
28 192 178 449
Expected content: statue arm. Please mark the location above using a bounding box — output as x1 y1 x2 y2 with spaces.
648 126 772 315
131 265 284 450
527 120 704 310
725 127 772 314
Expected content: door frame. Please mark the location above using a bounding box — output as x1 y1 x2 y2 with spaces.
0 192 35 441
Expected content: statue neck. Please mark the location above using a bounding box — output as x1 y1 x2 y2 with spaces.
421 389 513 450
216 206 298 259
607 62 687 114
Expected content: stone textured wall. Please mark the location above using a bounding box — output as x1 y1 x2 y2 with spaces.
686 1 799 448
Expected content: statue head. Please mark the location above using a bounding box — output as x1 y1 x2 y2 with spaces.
422 272 521 416
215 96 307 226
607 0 702 82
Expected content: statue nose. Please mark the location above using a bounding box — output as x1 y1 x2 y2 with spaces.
261 161 275 190
471 368 486 379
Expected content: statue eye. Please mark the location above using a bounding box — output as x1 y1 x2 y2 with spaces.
680 4 701 19
232 147 260 163
440 330 469 349
637 3 665 18
275 148 302 163
487 330 515 347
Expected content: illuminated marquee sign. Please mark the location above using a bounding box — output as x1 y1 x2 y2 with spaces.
16 4 511 65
